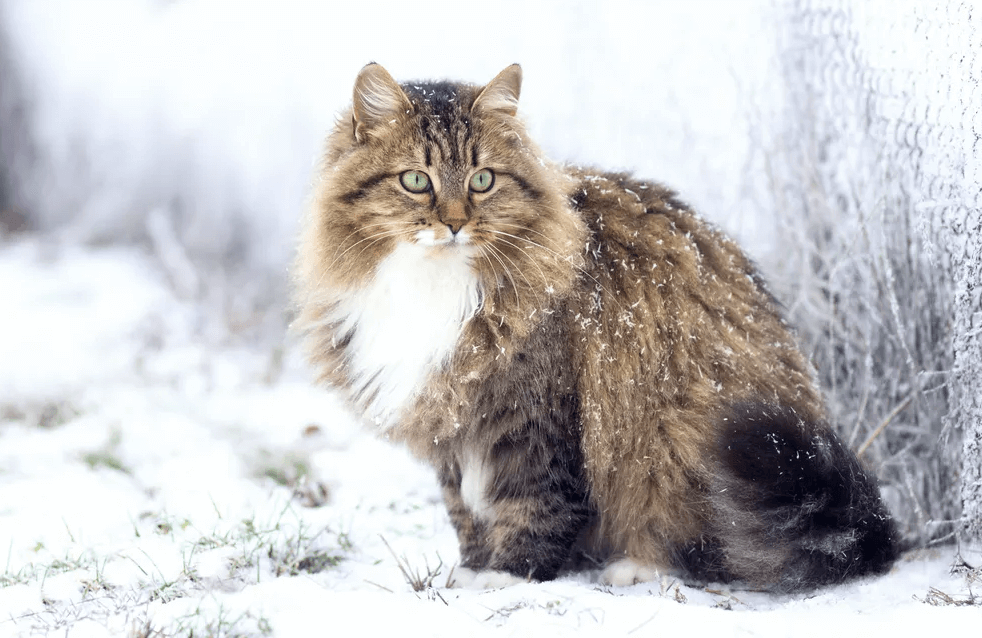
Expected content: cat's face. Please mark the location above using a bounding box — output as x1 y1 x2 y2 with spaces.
309 64 577 296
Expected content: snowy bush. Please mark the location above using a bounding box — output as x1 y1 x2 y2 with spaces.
761 0 980 545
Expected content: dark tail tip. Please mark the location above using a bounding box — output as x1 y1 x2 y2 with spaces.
707 403 900 593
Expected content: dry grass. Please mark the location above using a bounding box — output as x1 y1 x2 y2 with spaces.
759 39 960 544
379 536 445 596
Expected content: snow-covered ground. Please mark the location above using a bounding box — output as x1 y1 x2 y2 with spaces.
1 240 980 637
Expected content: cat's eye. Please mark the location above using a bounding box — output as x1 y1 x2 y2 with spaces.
469 169 495 193
400 170 431 193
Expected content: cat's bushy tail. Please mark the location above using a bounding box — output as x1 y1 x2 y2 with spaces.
694 403 901 593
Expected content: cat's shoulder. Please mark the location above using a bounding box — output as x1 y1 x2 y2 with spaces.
566 166 691 215
563 166 732 262
566 167 692 222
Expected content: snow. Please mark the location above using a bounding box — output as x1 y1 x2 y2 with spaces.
2 0 981 634
2 241 979 636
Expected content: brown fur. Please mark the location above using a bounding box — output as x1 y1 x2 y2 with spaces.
293 64 896 590
565 169 825 566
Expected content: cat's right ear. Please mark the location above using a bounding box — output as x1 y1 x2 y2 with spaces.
472 64 522 117
352 63 413 143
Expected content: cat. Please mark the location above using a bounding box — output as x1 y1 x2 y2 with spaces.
293 63 900 592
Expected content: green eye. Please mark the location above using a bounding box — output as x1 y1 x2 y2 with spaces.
400 170 430 193
469 168 495 193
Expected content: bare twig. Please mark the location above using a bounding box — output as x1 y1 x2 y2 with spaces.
857 394 913 458
917 586 981 606
627 611 660 634
363 579 393 593
705 588 745 607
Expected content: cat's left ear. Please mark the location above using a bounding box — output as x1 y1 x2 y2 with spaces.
472 64 522 117
352 63 413 142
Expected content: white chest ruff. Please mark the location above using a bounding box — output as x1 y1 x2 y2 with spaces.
334 242 481 429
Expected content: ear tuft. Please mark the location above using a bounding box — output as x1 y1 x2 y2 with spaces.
352 63 412 142
472 64 522 117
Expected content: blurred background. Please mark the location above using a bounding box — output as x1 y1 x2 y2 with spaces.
0 0 789 338
1 0 979 546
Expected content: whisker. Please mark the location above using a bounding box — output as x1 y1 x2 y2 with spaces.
349 229 417 266
297 221 418 294
486 226 626 313
475 245 500 286
483 233 550 310
485 228 560 261
475 245 504 308
493 221 559 246
330 220 415 262
327 228 411 273
302 222 412 294
481 243 522 316
484 241 545 311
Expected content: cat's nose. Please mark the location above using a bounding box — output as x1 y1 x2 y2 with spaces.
445 220 466 234
439 200 469 235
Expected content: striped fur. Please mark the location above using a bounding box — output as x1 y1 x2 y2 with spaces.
293 64 900 592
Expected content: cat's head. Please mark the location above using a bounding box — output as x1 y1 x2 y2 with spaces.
300 64 583 303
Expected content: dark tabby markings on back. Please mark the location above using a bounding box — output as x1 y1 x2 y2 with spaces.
570 189 588 211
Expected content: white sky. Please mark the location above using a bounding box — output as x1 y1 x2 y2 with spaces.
2 0 781 264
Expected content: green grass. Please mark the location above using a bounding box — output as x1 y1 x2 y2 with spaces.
80 428 132 474
81 450 131 474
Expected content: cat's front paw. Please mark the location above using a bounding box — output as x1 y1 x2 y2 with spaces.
599 558 661 586
447 566 528 589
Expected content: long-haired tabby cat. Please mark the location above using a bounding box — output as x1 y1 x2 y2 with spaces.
294 63 899 592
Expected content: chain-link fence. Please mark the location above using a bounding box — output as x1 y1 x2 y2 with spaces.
764 0 980 544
